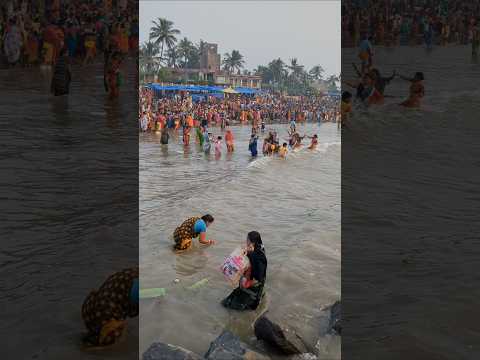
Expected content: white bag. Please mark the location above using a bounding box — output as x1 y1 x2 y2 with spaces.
221 247 250 286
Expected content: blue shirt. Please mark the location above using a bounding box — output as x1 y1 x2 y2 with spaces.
359 39 372 52
193 219 207 234
130 278 139 304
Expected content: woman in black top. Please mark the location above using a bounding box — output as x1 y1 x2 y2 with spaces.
222 231 267 311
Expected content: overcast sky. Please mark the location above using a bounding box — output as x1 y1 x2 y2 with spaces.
140 1 340 76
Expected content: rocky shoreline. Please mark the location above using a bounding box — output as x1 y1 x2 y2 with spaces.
142 300 341 360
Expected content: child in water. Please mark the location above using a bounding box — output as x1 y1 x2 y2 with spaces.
399 72 424 108
278 143 288 158
214 136 222 157
203 132 212 154
183 126 191 145
262 138 270 156
308 134 318 150
249 134 259 157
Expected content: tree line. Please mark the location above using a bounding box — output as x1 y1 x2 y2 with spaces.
140 17 339 94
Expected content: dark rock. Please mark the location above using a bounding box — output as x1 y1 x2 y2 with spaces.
205 330 270 360
288 354 318 360
254 316 309 355
327 301 341 335
142 342 202 360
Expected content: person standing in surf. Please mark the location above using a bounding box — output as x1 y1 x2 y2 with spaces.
51 47 72 96
214 136 222 157
225 129 234 152
399 72 425 108
249 134 259 157
203 131 212 154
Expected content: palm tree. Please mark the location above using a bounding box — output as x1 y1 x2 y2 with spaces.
288 58 304 80
166 46 179 68
177 37 194 68
222 50 245 74
326 74 340 91
149 18 180 64
268 58 287 84
139 41 160 82
222 53 232 73
309 65 325 81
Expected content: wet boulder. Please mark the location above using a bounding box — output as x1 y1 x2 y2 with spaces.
326 301 341 335
288 354 318 360
142 342 202 360
205 330 270 360
254 316 309 355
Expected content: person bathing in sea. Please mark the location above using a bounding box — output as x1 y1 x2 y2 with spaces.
173 214 216 251
160 127 169 145
262 138 270 156
290 118 296 133
182 125 191 146
214 136 222 157
307 134 319 150
261 120 266 133
290 132 305 150
358 33 373 73
203 131 212 154
225 129 234 152
278 142 288 158
81 267 138 348
249 134 259 157
222 231 267 311
399 72 425 108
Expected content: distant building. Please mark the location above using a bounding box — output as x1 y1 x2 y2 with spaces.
220 73 262 89
199 42 221 73
158 42 262 89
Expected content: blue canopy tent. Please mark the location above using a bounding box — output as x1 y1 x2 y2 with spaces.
149 84 225 99
234 87 260 95
326 91 341 98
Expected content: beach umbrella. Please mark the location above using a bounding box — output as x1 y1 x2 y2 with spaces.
222 87 238 94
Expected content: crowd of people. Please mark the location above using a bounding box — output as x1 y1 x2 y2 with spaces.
1 0 138 98
342 0 480 51
139 87 338 157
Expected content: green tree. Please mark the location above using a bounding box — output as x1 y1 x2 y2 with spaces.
139 41 160 83
309 65 325 81
326 74 340 91
177 37 194 68
222 50 245 74
288 58 304 80
166 46 179 68
149 18 180 64
267 58 287 92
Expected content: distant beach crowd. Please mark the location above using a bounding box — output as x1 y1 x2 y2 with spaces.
0 0 138 68
139 87 340 132
342 0 480 48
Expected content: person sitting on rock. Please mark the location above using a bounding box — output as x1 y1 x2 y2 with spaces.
222 231 267 311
